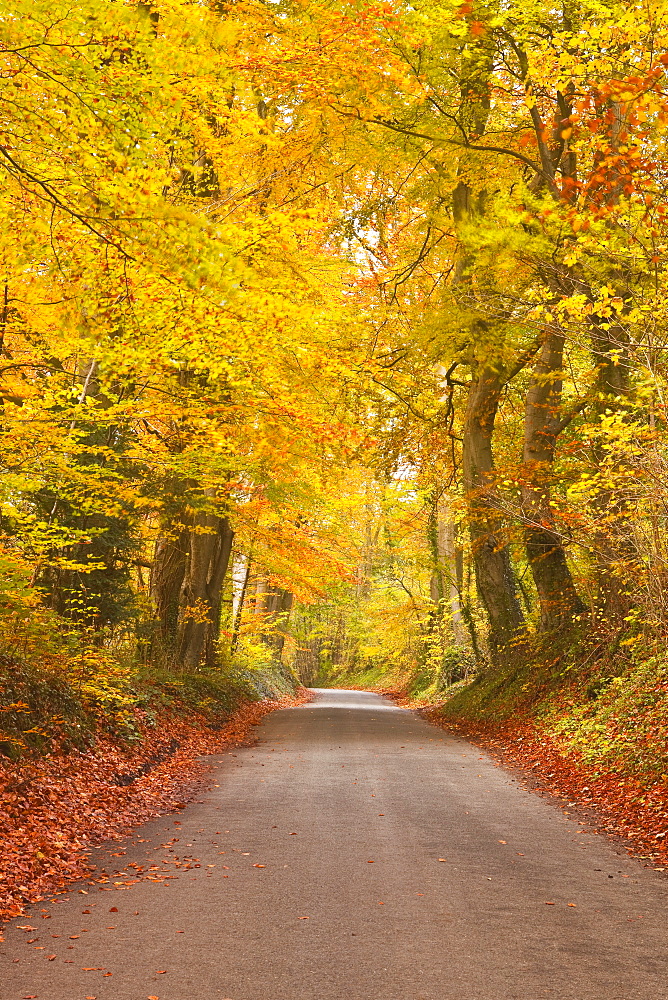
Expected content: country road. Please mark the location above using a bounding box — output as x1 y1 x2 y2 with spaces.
2 689 667 1000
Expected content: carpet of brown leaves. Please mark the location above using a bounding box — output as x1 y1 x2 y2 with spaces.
0 692 310 923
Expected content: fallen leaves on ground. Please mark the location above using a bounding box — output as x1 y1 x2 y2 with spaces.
421 710 668 867
0 692 309 921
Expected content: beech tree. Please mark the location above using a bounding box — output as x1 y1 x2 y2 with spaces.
259 0 668 656
2 0 668 680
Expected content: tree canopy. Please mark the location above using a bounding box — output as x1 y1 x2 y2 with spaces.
1 0 668 723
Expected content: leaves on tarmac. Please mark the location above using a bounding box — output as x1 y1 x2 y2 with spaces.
0 695 307 921
418 711 668 866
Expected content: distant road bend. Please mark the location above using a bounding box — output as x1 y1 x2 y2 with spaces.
2 689 667 999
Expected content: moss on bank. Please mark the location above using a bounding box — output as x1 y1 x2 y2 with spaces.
435 637 668 787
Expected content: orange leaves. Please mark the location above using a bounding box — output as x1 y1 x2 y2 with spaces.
431 712 668 868
0 692 308 921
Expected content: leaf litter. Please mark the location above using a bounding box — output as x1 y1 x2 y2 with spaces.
0 693 307 923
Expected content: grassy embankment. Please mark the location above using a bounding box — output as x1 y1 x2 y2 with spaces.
0 598 298 759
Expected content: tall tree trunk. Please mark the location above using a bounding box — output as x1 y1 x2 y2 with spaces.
441 519 466 644
590 316 635 619
231 547 253 653
151 525 189 652
522 328 586 630
177 512 234 670
462 365 525 659
264 587 293 661
586 99 634 619
427 495 445 622
428 494 465 644
450 24 518 660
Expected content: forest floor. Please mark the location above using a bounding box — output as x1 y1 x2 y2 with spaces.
0 691 310 925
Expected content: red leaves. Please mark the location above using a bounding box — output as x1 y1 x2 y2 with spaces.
0 693 308 922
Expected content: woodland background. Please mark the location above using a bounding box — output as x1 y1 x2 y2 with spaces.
1 0 668 909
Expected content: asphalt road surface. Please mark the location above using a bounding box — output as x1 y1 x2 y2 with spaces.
2 689 667 1000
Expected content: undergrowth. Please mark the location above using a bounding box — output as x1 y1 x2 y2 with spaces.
0 621 298 760
439 631 668 787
